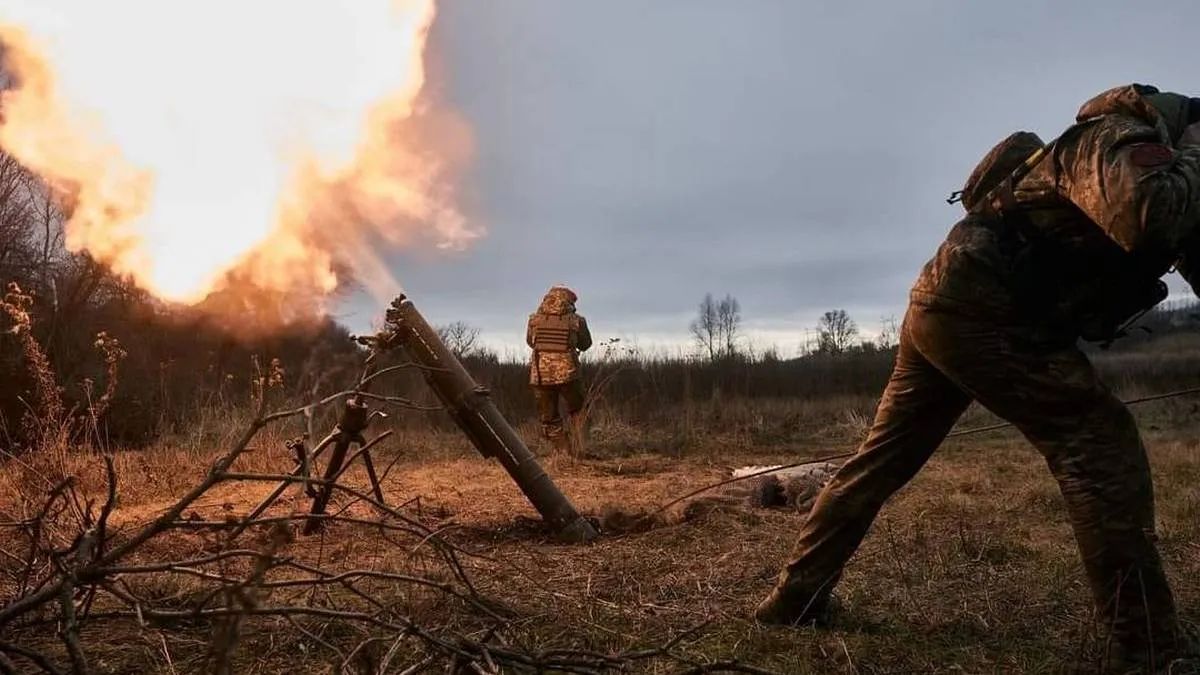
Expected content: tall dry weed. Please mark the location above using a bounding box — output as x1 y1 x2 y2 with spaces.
1 282 64 441
1 282 127 467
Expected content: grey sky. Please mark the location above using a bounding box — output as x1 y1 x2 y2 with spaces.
340 0 1200 356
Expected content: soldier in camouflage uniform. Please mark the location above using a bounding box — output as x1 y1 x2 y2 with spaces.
755 84 1200 670
527 286 592 451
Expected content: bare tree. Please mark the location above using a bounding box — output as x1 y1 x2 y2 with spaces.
690 293 742 361
690 293 719 361
876 315 899 351
0 152 43 285
816 309 858 355
436 321 481 358
715 294 741 359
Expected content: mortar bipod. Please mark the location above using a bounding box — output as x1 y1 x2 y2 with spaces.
302 394 388 535
229 394 390 540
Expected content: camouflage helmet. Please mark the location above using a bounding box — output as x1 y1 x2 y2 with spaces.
548 285 577 303
538 285 578 315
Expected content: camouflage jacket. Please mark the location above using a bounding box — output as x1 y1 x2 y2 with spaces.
527 287 592 385
911 84 1200 340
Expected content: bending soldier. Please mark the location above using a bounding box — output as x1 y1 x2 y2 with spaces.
527 286 592 452
755 84 1200 671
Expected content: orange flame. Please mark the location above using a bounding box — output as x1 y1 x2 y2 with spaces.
0 0 474 314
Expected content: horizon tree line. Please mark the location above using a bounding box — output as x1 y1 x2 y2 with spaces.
436 294 898 363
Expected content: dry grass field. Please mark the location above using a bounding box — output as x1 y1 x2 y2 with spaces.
3 390 1198 674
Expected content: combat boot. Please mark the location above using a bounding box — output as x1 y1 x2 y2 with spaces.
542 425 571 456
536 422 564 456
753 584 840 627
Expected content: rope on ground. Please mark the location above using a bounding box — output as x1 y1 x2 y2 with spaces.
641 386 1200 522
943 386 1200 438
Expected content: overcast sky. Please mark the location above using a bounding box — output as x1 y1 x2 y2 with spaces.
340 0 1200 357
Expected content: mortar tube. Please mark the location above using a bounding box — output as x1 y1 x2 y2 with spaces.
385 296 598 543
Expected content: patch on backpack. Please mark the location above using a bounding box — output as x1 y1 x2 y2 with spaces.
1128 143 1173 167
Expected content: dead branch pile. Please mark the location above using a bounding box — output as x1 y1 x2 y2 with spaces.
0 351 775 675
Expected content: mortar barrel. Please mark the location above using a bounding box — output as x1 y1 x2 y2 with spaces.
386 296 598 543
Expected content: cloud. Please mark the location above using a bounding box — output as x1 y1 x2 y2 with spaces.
340 0 1200 351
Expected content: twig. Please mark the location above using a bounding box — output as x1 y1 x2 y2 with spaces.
359 362 449 388
228 430 339 540
212 473 490 573
168 514 426 540
96 549 281 573
0 640 65 675
671 662 783 675
57 583 88 674
263 389 440 426
839 636 860 675
94 455 117 546
288 614 347 665
393 654 435 675
2 408 268 628
158 632 178 675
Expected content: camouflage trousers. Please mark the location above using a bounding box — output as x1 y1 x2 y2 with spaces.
532 381 585 441
769 303 1187 663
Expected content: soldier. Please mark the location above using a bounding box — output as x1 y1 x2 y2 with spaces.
527 285 592 452
754 84 1200 671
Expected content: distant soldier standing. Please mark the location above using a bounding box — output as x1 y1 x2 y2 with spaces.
755 84 1200 671
527 286 592 452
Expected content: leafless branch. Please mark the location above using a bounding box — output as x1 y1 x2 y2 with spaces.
0 639 65 675
0 346 774 675
56 583 87 674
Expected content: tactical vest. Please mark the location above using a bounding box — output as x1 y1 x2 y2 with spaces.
531 314 573 352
